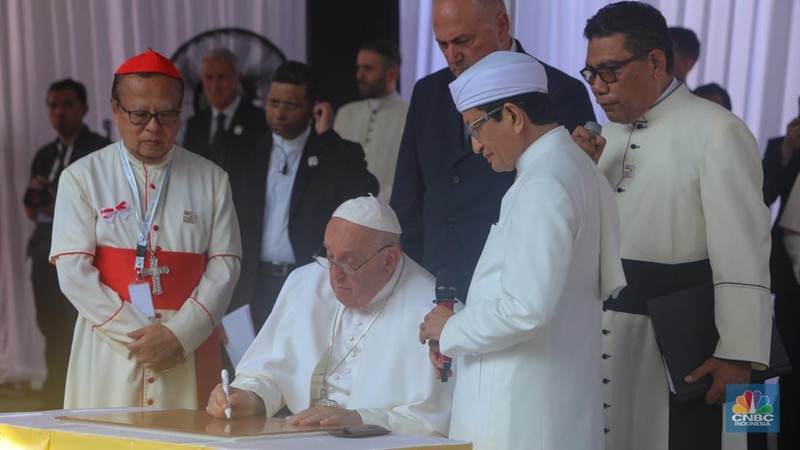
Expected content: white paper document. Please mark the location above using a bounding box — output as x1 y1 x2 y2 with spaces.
221 305 256 368
128 282 155 318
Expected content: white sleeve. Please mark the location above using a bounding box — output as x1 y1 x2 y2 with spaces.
440 178 577 355
163 172 241 353
51 167 150 358
357 408 443 437
230 372 286 417
699 116 772 367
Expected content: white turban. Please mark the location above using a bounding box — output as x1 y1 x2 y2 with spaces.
332 195 402 234
449 51 548 113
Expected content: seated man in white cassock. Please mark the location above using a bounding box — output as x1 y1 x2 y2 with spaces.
206 196 452 436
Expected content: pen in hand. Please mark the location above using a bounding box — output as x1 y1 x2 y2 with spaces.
221 369 232 419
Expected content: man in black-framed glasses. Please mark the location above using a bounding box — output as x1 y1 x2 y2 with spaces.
49 48 242 412
571 3 772 450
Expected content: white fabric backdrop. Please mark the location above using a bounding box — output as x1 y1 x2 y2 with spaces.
2 0 798 386
0 0 305 387
400 0 800 151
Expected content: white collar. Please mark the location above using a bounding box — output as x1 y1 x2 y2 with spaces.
212 95 241 121
272 126 312 153
366 91 400 112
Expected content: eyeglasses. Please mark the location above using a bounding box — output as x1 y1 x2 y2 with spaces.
465 106 503 139
313 244 393 274
579 49 652 84
116 102 181 126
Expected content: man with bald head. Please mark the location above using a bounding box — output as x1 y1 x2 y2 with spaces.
207 196 452 437
391 0 596 299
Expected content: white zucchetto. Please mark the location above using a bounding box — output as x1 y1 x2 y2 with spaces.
449 51 548 113
332 195 402 234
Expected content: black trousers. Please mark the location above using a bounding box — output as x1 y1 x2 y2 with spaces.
249 262 297 332
28 224 77 410
606 259 721 450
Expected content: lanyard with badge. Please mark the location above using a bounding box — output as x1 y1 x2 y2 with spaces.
117 141 172 317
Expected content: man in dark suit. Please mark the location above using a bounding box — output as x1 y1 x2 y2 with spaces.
228 61 378 329
183 48 267 172
762 114 800 450
24 78 110 409
390 0 596 298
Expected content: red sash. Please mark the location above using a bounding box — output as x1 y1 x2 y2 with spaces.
93 246 221 407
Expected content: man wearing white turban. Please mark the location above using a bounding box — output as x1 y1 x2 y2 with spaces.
419 51 626 450
206 195 453 437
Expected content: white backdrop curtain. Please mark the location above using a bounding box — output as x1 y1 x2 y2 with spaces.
0 0 305 387
400 0 800 152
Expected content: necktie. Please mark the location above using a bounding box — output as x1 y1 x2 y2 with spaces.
210 113 227 163
52 143 68 186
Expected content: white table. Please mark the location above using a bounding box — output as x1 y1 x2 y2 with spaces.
0 408 471 449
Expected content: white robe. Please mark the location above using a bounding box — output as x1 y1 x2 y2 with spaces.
440 127 623 450
598 83 772 450
333 92 408 202
50 143 241 409
232 256 453 436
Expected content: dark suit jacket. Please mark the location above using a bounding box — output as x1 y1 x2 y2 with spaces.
763 136 800 296
183 99 267 173
390 41 596 298
29 125 110 184
227 128 379 311
26 126 110 215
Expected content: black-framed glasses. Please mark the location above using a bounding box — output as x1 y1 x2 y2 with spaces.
465 105 503 139
579 49 652 84
116 102 181 126
313 244 393 274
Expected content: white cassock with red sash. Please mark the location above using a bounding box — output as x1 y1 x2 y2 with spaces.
50 142 241 409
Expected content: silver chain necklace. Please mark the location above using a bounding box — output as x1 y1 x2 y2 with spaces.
312 257 405 407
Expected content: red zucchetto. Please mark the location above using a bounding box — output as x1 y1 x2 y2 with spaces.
114 48 182 80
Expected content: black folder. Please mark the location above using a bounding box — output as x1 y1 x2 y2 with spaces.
645 282 791 402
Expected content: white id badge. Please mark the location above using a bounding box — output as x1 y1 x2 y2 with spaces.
128 282 155 318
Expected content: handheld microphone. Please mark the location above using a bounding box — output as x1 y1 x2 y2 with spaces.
584 121 602 137
434 269 458 382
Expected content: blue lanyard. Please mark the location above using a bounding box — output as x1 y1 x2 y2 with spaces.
116 141 172 273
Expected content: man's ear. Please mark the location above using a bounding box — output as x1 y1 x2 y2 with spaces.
651 50 669 79
506 103 526 134
383 246 402 274
387 65 400 85
110 98 120 128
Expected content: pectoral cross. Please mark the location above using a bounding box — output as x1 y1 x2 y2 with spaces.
313 383 338 407
139 253 170 296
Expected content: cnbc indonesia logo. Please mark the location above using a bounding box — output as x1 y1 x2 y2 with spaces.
730 390 774 427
